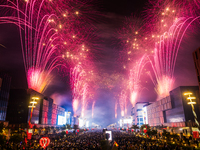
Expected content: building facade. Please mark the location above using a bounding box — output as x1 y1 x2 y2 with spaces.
193 47 200 112
147 86 200 127
0 73 11 121
131 102 149 126
6 88 65 126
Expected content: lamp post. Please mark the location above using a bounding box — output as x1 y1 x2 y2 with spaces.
26 96 39 142
28 96 39 128
184 92 199 128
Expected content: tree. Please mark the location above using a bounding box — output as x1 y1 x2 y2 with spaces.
140 124 150 131
0 122 5 133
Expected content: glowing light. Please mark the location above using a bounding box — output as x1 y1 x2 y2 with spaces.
76 11 79 15
119 90 127 117
92 101 95 118
129 54 148 106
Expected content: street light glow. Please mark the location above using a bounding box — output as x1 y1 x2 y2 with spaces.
187 97 196 100
187 102 196 105
183 92 193 95
32 97 39 100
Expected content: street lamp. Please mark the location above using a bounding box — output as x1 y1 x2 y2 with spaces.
28 96 39 128
183 92 199 128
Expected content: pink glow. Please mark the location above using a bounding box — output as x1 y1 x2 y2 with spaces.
149 17 200 99
70 65 85 116
81 83 88 118
92 101 95 118
119 90 127 117
129 54 148 106
115 101 118 118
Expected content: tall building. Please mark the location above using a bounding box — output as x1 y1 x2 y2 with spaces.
193 47 200 112
6 88 65 126
147 86 200 127
131 102 149 126
0 73 11 121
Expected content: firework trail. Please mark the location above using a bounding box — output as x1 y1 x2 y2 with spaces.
0 0 67 93
129 54 149 106
115 101 118 118
81 83 88 118
119 90 127 117
0 0 97 93
92 101 95 118
144 0 200 34
148 16 200 99
70 65 85 117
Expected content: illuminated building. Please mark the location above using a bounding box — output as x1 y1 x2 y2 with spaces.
57 112 71 126
119 116 132 128
6 88 65 126
78 118 89 128
131 102 149 127
0 73 11 121
147 86 200 127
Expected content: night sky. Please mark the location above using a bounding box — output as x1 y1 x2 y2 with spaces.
0 0 199 127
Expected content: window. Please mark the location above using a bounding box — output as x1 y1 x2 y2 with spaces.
136 109 142 112
140 118 143 121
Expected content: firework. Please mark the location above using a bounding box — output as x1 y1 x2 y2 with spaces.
81 83 88 118
0 0 97 93
92 101 95 118
144 0 200 34
148 16 200 99
70 65 85 116
129 54 149 106
119 90 127 117
115 101 118 118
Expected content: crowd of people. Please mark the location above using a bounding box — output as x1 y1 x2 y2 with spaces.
112 132 199 150
1 130 199 150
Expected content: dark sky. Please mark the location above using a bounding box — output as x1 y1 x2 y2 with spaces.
0 0 199 127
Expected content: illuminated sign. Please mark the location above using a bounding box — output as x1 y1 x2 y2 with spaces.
40 137 50 149
58 115 66 125
119 118 132 127
169 117 184 122
58 112 71 125
78 118 89 128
